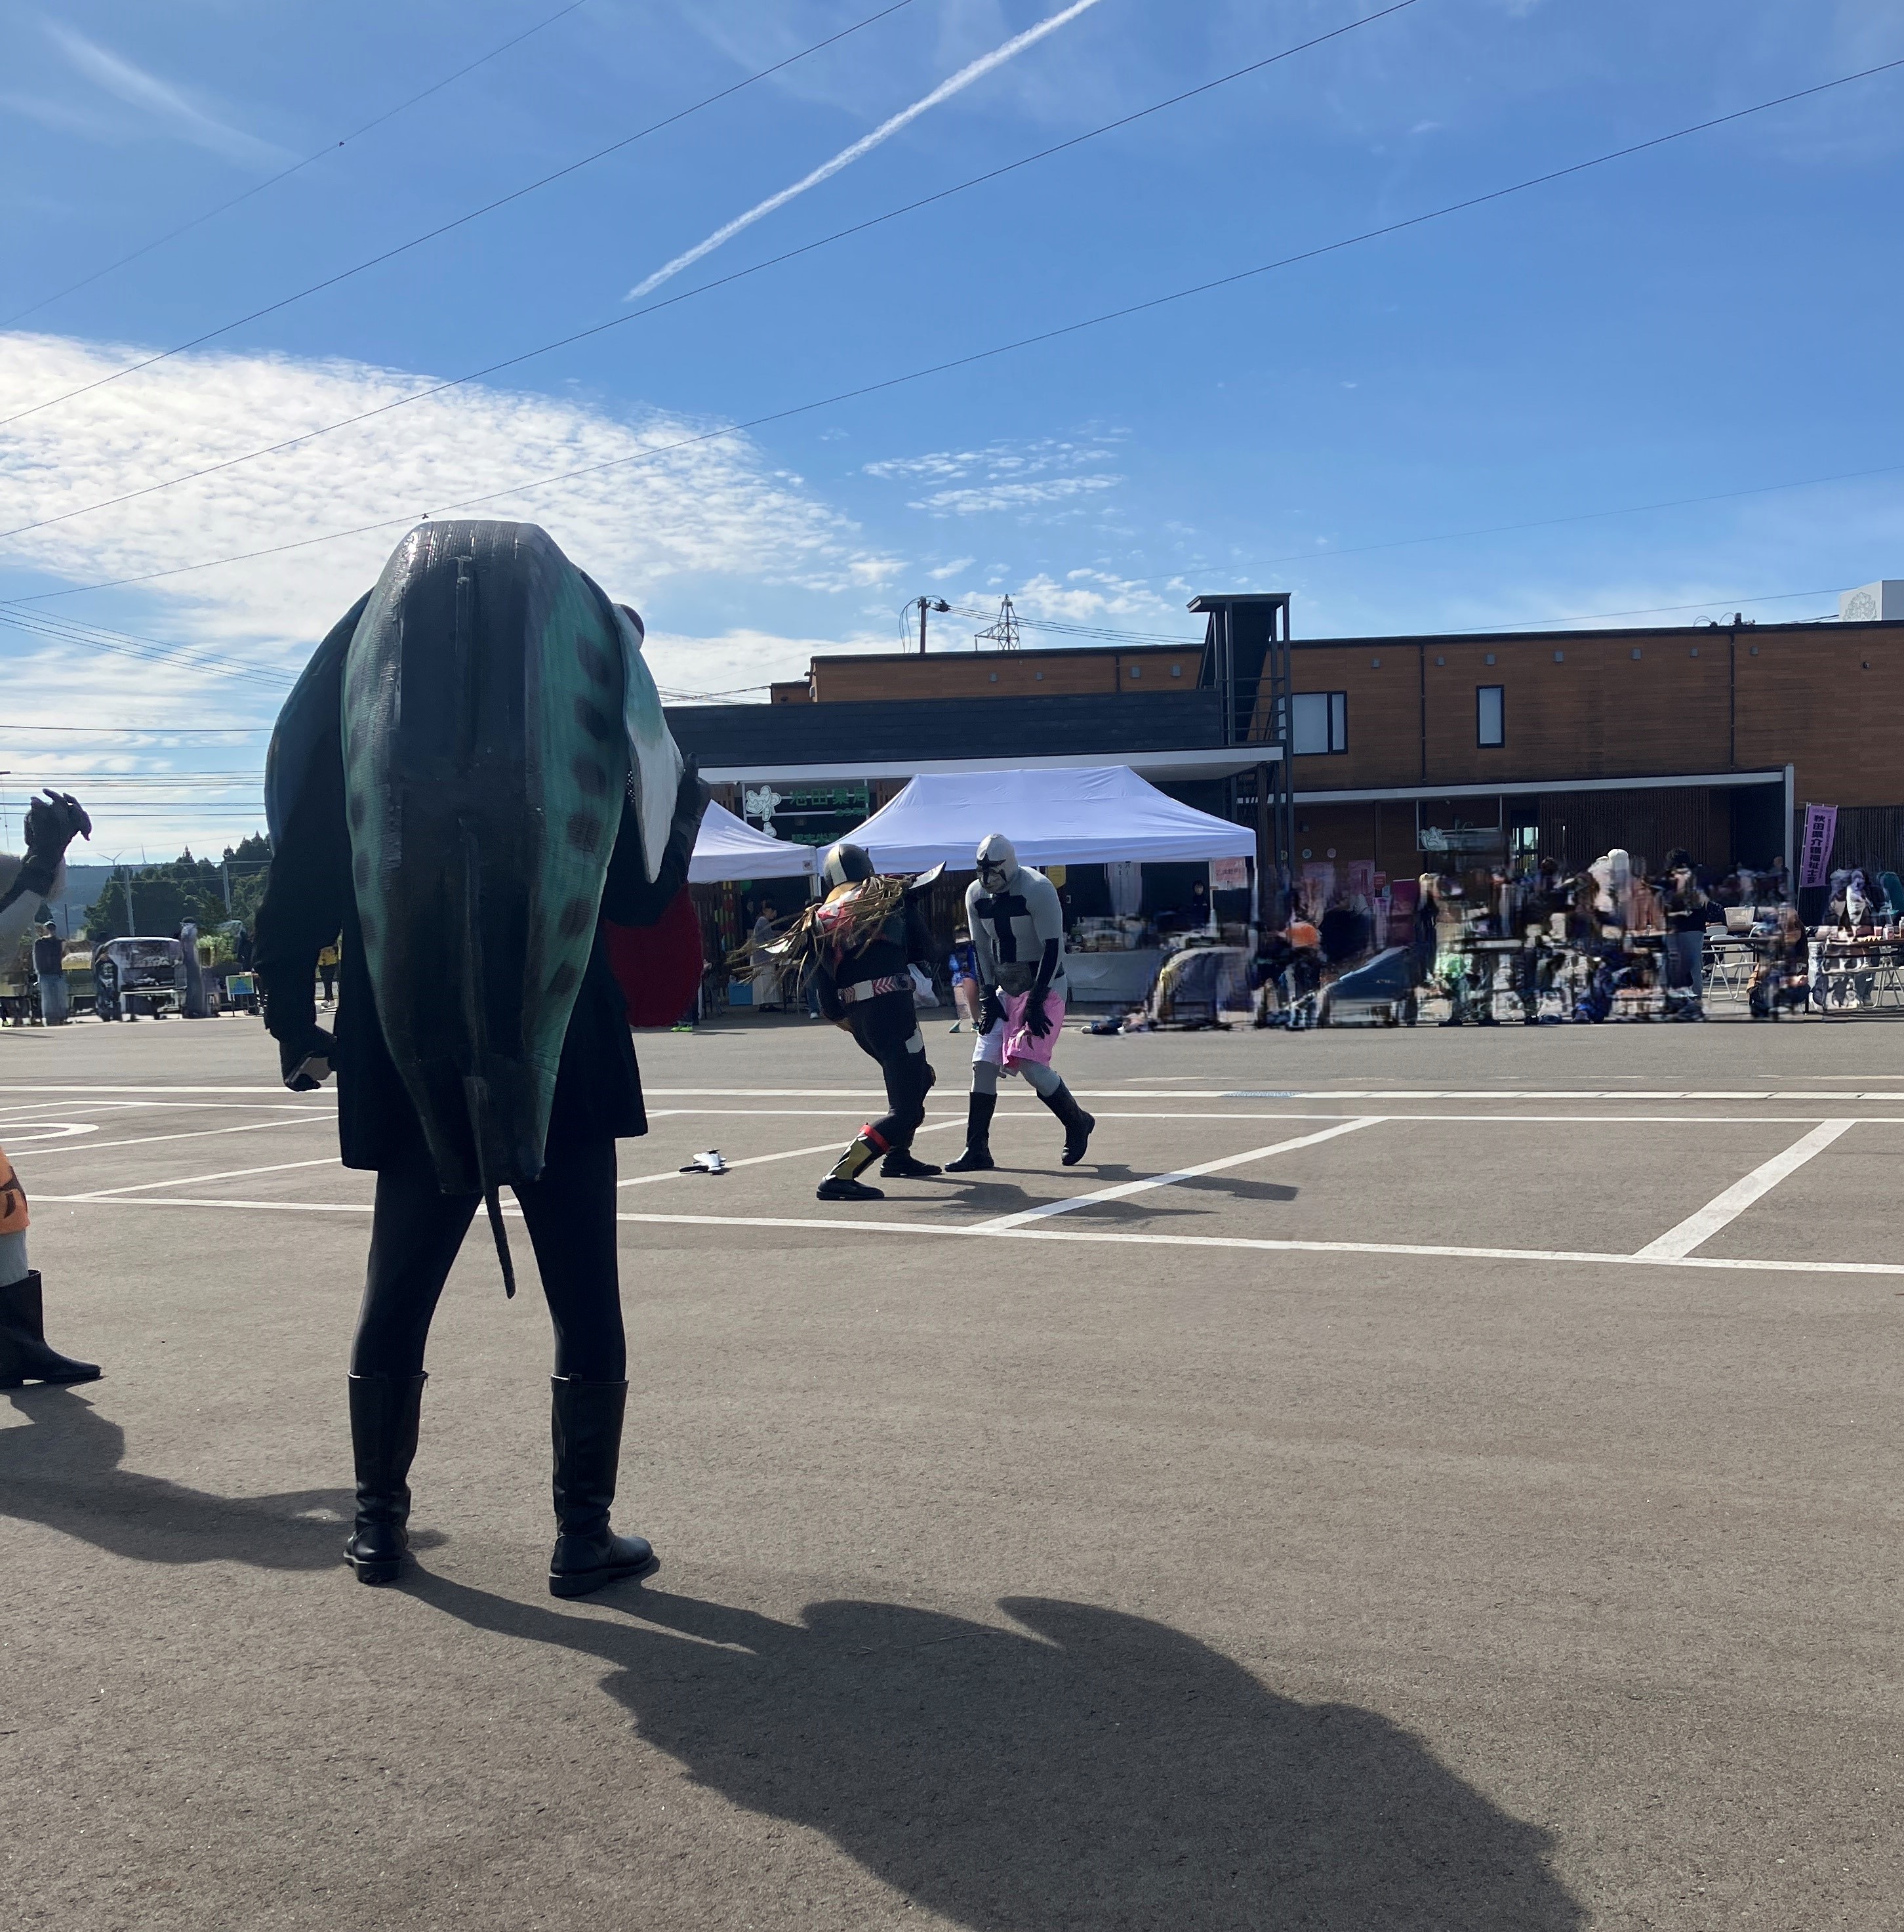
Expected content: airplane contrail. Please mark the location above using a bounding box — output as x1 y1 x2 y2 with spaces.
626 0 1109 302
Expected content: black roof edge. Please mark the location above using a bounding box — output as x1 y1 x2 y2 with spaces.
807 640 1203 665
1289 615 1898 649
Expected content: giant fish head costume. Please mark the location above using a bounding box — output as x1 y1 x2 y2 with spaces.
266 520 683 1199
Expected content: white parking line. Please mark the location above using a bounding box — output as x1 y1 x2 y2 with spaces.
0 1084 329 1098
0 1121 100 1146
70 1156 347 1200
26 1192 1904 1279
967 1119 1381 1232
1633 1119 1857 1260
5 1115 333 1160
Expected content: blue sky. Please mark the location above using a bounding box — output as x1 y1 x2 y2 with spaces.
2 0 1902 852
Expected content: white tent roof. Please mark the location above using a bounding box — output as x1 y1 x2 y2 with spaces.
689 799 817 882
851 766 1256 871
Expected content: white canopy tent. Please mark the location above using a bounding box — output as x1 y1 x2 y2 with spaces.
849 765 1256 873
689 799 817 884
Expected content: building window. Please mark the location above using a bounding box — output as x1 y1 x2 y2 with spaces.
1477 684 1505 747
1291 691 1348 755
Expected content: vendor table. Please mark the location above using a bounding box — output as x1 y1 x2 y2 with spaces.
1065 948 1164 1004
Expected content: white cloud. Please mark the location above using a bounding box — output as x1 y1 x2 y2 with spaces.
862 433 1127 517
0 331 908 850
912 474 1123 516
928 555 977 579
0 331 901 658
641 625 895 703
43 25 290 168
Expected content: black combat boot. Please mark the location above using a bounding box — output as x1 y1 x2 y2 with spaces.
880 1147 942 1179
0 1272 102 1387
1038 1082 1095 1166
344 1372 426 1585
944 1092 998 1172
549 1377 660 1599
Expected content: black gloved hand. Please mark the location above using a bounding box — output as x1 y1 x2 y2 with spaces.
1 791 94 913
277 1025 335 1093
672 755 710 848
24 790 91 859
979 987 1005 1035
1021 988 1052 1038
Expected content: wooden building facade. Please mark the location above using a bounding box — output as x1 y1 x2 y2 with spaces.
676 608 1904 884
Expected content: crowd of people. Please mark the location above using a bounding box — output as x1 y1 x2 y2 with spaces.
1255 853 1904 1026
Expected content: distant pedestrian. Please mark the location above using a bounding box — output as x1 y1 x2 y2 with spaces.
1659 850 1709 1021
317 941 338 1008
31 922 69 1026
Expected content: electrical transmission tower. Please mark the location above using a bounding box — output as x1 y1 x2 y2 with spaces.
975 594 1020 652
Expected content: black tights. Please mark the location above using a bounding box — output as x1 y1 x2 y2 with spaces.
350 1134 625 1380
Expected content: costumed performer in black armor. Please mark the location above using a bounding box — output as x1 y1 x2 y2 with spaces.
0 791 102 1385
768 841 941 1202
946 832 1094 1172
254 520 707 1596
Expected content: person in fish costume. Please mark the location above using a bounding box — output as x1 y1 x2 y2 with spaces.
253 522 706 1595
763 840 941 1202
945 832 1094 1172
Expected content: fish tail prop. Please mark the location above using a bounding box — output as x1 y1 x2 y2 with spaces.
482 1183 517 1300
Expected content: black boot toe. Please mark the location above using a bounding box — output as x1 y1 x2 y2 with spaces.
549 1530 659 1599
344 1523 409 1586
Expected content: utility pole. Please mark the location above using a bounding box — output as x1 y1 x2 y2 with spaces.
908 596 950 655
975 596 1020 652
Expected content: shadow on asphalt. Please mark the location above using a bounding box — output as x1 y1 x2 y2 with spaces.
409 1573 1584 1929
929 1167 1300 1223
0 1387 443 1567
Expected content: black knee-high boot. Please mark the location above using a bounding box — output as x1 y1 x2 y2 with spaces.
549 1376 659 1599
345 1372 426 1585
944 1092 998 1172
1038 1082 1095 1166
0 1271 100 1387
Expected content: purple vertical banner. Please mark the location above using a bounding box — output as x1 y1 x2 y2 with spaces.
1799 804 1837 889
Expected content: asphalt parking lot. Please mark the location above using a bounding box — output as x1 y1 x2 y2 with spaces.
5 1008 1903 1929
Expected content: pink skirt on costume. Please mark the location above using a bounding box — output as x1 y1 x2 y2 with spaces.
1000 990 1064 1069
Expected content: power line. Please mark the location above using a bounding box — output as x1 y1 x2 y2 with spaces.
9 52 1899 615
1414 587 1841 634
0 0 1421 545
0 607 293 691
0 0 921 430
1 0 595 329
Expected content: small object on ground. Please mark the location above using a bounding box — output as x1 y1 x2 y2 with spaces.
679 1149 727 1174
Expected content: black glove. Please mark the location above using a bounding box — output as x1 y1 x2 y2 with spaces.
670 756 709 861
1021 988 1051 1038
24 790 91 858
1 791 93 914
277 1025 335 1093
979 987 1005 1035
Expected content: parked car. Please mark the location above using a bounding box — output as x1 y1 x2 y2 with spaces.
92 936 186 1019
